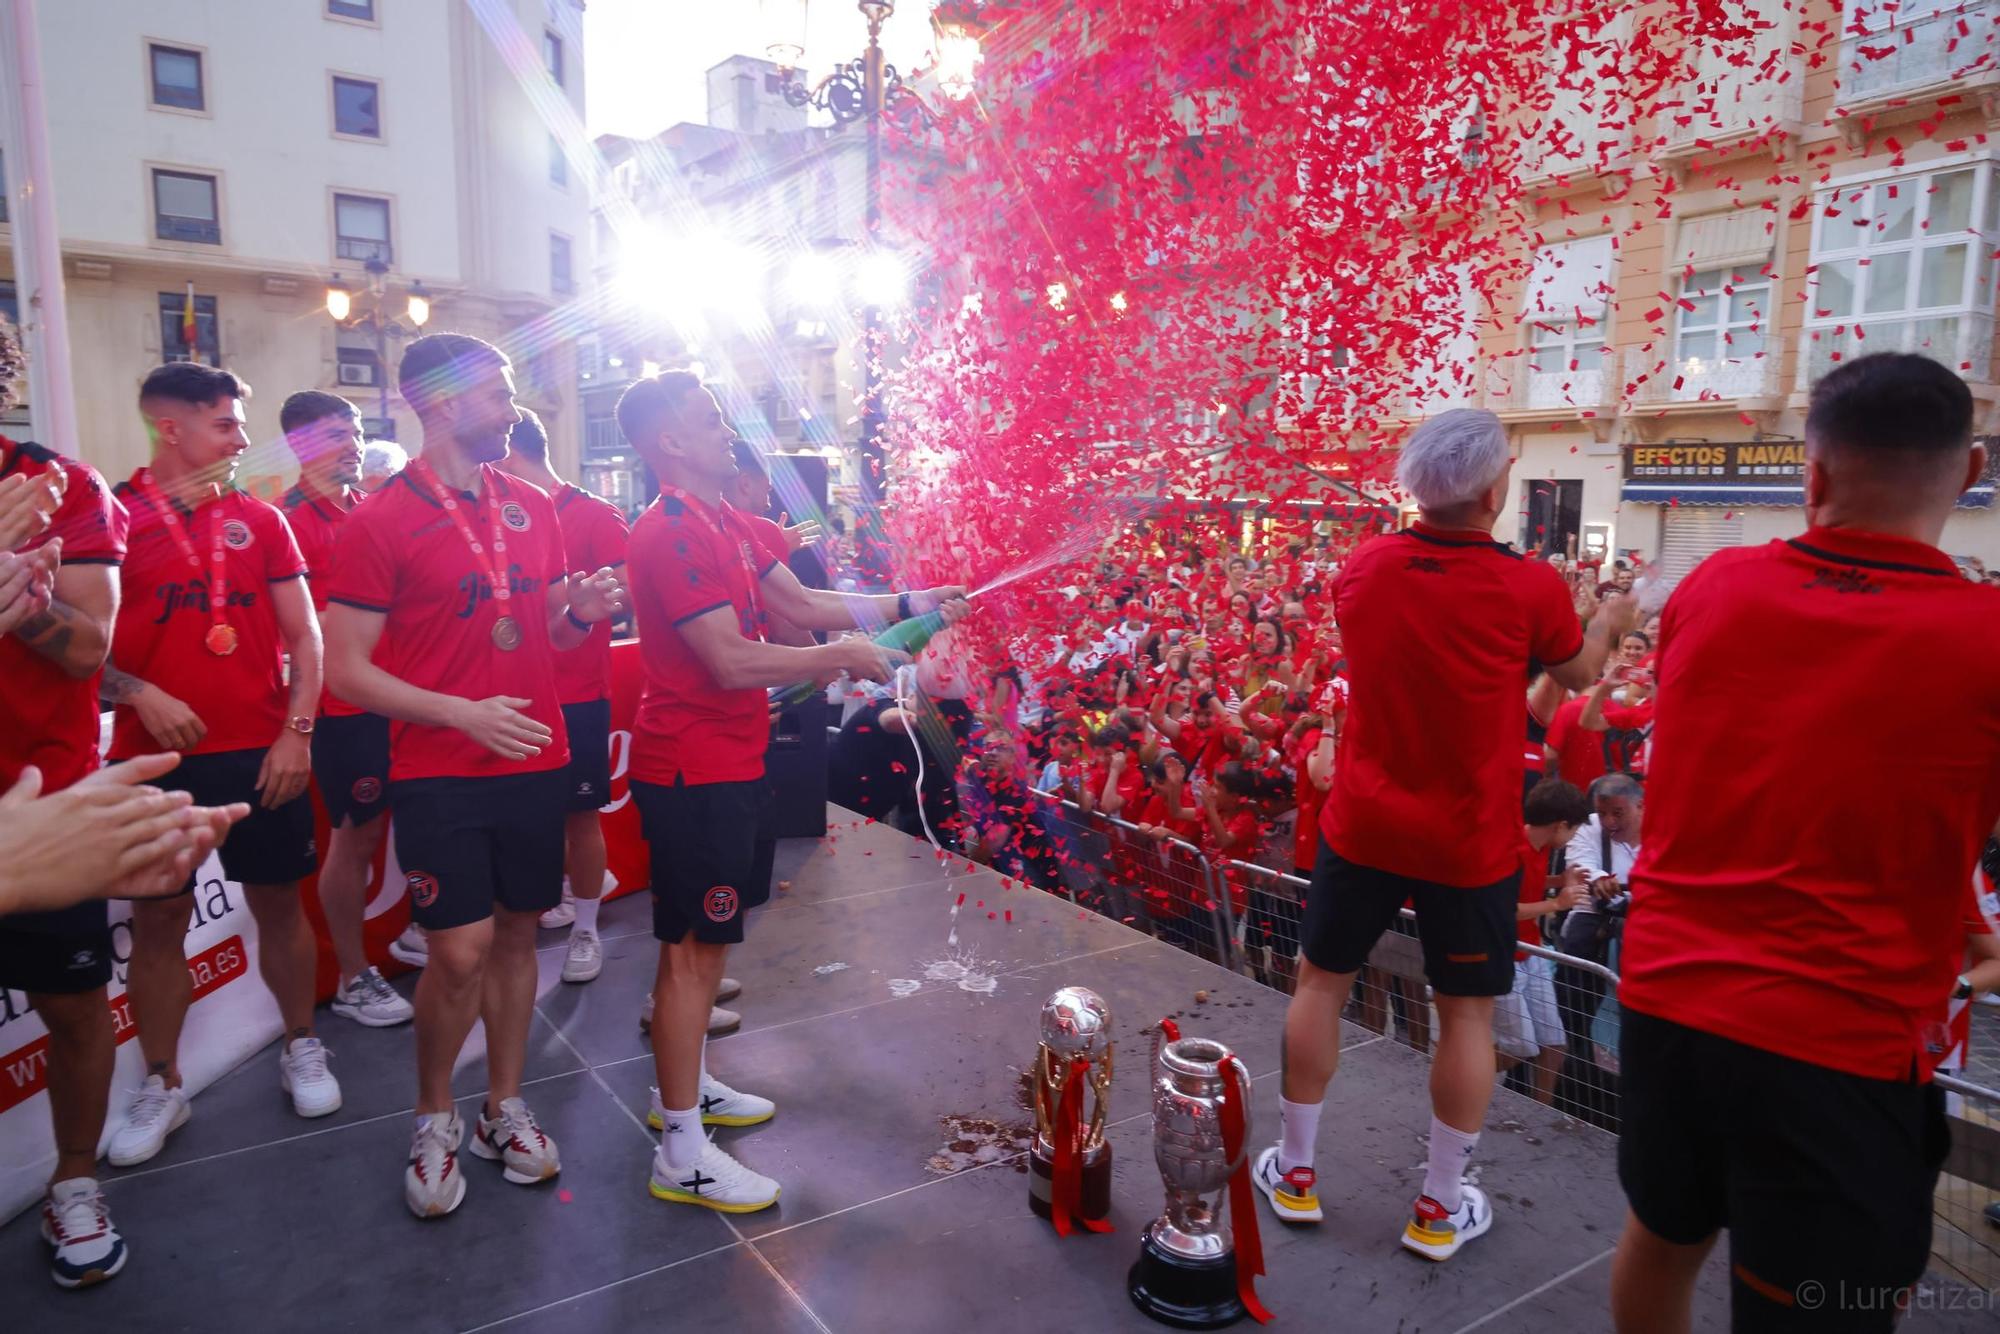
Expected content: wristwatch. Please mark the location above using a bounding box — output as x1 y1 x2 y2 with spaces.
896 591 912 622
287 716 316 736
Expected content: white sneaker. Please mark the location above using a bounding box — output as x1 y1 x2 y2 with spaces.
107 1076 190 1167
41 1178 126 1289
331 966 414 1027
404 1111 466 1218
469 1096 561 1184
639 1001 742 1036
1253 1146 1324 1224
648 1075 777 1130
279 1037 343 1118
716 977 742 1003
540 882 577 930
1402 1183 1494 1261
387 924 429 968
561 929 602 984
649 1138 780 1213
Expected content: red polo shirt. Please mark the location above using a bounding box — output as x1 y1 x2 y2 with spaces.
281 481 368 718
1319 522 1583 887
627 490 777 786
0 438 125 790
550 483 629 706
1544 695 1609 790
108 474 307 760
1620 527 2000 1082
326 465 570 781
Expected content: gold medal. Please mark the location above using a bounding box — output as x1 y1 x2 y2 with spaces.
491 615 522 651
205 624 239 656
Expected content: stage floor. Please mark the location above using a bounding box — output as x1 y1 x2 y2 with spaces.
5 811 1987 1332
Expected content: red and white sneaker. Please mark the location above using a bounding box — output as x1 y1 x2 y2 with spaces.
1402 1184 1493 1261
1252 1146 1324 1223
41 1178 127 1288
470 1096 561 1184
404 1111 466 1219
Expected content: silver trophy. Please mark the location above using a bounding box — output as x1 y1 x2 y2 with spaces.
1028 986 1114 1228
1128 1032 1252 1328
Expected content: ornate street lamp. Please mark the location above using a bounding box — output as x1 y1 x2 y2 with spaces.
325 256 431 435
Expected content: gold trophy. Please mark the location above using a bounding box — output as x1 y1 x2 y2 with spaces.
1029 985 1115 1233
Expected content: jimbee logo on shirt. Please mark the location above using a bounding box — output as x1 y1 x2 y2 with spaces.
222 519 254 550
500 502 531 532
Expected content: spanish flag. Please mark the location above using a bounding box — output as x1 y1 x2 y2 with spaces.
180 282 199 362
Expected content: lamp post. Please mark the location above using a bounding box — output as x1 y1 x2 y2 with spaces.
766 1 985 582
324 257 431 436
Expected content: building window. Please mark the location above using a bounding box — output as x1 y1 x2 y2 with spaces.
549 135 567 188
1806 162 2000 381
551 233 574 295
1669 262 1773 396
543 29 564 87
1511 236 1614 409
153 169 221 245
334 193 392 264
332 76 382 139
158 291 220 363
1838 0 1999 106
326 0 375 20
149 43 205 112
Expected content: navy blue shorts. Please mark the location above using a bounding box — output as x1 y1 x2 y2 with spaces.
312 711 391 827
0 902 113 995
161 748 317 892
633 777 775 947
559 699 612 813
390 770 566 930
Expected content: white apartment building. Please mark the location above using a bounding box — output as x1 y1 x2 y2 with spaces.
3 0 593 495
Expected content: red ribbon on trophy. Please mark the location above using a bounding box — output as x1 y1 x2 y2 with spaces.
1218 1057 1273 1325
1049 1054 1113 1237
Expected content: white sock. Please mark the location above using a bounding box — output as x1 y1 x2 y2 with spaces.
572 895 601 935
659 1104 703 1170
1424 1115 1479 1212
1278 1096 1322 1174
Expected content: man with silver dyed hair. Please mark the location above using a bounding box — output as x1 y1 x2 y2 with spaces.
1254 407 1637 1261
357 439 407 494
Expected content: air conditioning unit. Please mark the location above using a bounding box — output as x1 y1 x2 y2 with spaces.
338 362 380 387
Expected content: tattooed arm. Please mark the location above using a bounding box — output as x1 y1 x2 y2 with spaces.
11 561 117 679
100 664 208 752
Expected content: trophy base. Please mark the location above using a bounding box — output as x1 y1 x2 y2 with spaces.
1027 1141 1113 1224
1126 1226 1245 1329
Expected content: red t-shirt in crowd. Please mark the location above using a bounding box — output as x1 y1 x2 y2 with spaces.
1208 806 1262 913
1937 863 1998 1076
1140 790 1201 843
0 439 124 790
627 490 777 787
326 465 570 781
1599 695 1656 776
1544 696 1608 790
550 482 630 706
1319 522 1584 887
1620 527 2000 1082
1516 840 1554 962
281 481 369 718
108 475 307 760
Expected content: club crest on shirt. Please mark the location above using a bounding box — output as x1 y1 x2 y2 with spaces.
703 886 739 923
407 872 440 909
500 501 531 532
352 777 383 805
222 519 254 550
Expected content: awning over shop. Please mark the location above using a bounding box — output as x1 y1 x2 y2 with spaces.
1620 482 1996 509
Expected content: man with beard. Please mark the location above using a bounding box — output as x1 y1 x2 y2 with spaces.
323 334 626 1217
278 391 413 1026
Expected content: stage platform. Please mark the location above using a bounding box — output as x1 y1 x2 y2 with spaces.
5 811 1987 1332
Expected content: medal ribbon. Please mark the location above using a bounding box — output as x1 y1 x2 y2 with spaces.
1049 1054 1112 1237
658 486 767 643
137 468 230 642
409 459 513 619
1218 1056 1274 1325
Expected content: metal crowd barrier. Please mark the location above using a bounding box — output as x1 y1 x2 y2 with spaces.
1933 1071 2000 1289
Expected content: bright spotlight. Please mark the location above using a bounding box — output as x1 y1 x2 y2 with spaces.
786 251 843 309
855 251 910 309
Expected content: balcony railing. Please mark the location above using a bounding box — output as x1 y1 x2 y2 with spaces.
1624 338 1786 408
1481 356 1617 416
1838 0 2000 106
1799 312 1995 388
1661 69 1803 151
